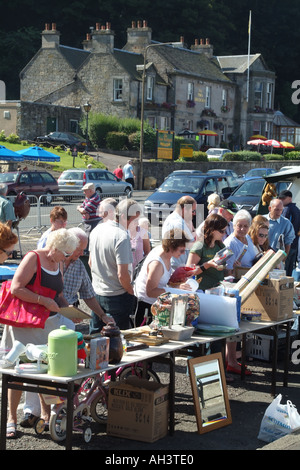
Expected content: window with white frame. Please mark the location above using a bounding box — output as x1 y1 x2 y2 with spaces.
113 79 123 101
188 82 194 101
254 81 263 107
146 76 154 100
266 83 273 109
222 89 227 106
205 86 211 108
160 116 169 130
265 121 271 138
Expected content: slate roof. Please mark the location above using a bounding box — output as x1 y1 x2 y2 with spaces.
59 45 90 69
216 53 262 74
273 111 300 127
150 44 231 83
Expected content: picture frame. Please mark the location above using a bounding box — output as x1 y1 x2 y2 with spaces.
188 352 232 434
169 295 188 328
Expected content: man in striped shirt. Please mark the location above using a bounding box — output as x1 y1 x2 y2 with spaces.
77 182 101 236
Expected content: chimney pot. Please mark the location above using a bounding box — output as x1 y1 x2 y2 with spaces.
206 38 210 45
132 21 136 28
180 36 184 43
195 39 199 45
143 20 147 27
52 23 56 31
45 23 50 31
106 22 111 30
95 23 100 31
200 38 204 45
86 33 91 40
137 20 142 28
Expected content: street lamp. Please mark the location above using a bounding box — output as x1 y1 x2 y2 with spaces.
139 42 174 189
83 101 91 153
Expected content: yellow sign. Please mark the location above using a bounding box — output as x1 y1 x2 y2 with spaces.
180 144 193 158
157 130 174 160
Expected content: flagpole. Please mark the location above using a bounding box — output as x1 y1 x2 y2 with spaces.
246 10 252 102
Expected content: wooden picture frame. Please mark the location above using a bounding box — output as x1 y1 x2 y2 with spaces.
188 352 232 434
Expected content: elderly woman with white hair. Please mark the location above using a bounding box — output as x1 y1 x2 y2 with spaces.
224 209 256 275
223 209 255 378
3 228 79 439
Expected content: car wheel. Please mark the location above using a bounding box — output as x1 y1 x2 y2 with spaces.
124 187 132 197
41 191 53 206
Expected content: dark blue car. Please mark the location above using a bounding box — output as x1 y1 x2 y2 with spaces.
144 170 238 225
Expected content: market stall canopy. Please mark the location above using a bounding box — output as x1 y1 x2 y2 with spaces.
0 145 24 161
178 129 197 136
280 141 295 149
198 130 218 136
262 139 283 148
16 146 60 162
249 134 267 140
247 139 266 146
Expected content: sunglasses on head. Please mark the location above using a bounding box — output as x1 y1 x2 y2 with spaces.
1 249 13 256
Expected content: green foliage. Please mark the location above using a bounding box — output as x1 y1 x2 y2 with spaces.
264 153 285 160
6 133 20 144
128 125 157 153
193 151 208 161
224 151 262 161
0 130 6 142
285 151 300 160
106 131 129 151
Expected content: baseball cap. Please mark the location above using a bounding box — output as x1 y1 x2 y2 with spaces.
219 199 238 215
82 183 95 191
278 190 292 199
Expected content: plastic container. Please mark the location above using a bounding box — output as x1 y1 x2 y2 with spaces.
48 326 78 376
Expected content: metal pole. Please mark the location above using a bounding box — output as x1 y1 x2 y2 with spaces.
85 111 89 153
139 42 175 190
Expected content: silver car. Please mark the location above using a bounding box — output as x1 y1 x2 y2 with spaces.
57 168 132 196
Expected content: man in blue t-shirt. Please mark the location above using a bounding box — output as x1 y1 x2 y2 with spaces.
123 159 135 188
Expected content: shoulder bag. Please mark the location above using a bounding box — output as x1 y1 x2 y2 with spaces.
0 251 57 328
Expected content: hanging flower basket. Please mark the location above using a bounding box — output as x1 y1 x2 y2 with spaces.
186 100 196 108
201 108 217 117
221 105 230 113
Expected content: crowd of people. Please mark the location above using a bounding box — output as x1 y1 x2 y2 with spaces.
1 177 300 438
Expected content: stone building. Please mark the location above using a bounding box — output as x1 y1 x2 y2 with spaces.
1 20 277 147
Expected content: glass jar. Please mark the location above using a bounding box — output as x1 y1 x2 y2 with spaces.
101 322 123 364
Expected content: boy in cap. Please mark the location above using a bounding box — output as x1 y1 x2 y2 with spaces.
77 182 101 236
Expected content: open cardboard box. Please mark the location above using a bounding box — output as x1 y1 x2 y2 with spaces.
161 295 194 340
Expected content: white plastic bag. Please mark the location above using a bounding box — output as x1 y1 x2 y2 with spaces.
258 394 300 443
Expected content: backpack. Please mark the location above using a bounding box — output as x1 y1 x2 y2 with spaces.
13 192 30 220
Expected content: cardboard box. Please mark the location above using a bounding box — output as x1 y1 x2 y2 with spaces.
241 277 294 322
89 337 109 370
234 266 249 280
107 376 169 443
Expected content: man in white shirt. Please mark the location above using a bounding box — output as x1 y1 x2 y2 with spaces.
89 198 141 332
162 195 196 269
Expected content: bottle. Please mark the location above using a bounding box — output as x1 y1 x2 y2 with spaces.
48 326 78 376
121 334 127 354
101 322 123 364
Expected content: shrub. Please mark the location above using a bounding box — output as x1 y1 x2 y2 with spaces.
106 131 128 151
224 151 262 161
6 133 20 144
264 153 284 160
193 151 208 161
128 125 156 153
0 130 6 141
285 151 300 160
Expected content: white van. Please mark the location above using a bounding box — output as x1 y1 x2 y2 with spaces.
206 148 231 160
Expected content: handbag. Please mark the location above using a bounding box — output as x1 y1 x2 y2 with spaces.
0 251 57 329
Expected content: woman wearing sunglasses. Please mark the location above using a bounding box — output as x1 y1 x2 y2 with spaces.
248 215 270 258
187 213 228 292
0 222 18 264
2 227 79 439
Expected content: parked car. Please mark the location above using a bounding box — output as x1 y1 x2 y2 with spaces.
57 168 133 197
206 148 231 160
0 170 58 205
143 170 239 223
242 168 276 181
206 169 243 186
35 131 89 151
228 176 290 217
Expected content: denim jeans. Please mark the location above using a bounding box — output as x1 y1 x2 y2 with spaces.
285 247 298 276
89 292 136 334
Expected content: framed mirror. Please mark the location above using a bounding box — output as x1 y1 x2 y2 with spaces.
188 352 232 434
169 296 188 327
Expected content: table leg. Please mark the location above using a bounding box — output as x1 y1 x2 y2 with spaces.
271 326 278 396
0 373 8 450
65 381 75 451
283 322 291 387
169 351 175 436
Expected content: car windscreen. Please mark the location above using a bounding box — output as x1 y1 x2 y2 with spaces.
59 172 84 181
158 176 203 194
0 173 18 183
233 179 265 196
207 150 220 155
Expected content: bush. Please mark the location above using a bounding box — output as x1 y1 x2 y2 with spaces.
285 151 300 160
128 125 156 153
6 133 20 144
264 153 285 160
224 151 262 161
193 151 208 161
106 131 128 151
0 130 6 142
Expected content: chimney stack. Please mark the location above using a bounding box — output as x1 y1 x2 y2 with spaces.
191 37 214 58
91 21 114 53
41 23 60 48
123 19 152 53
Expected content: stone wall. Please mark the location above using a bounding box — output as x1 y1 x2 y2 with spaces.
134 159 300 188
